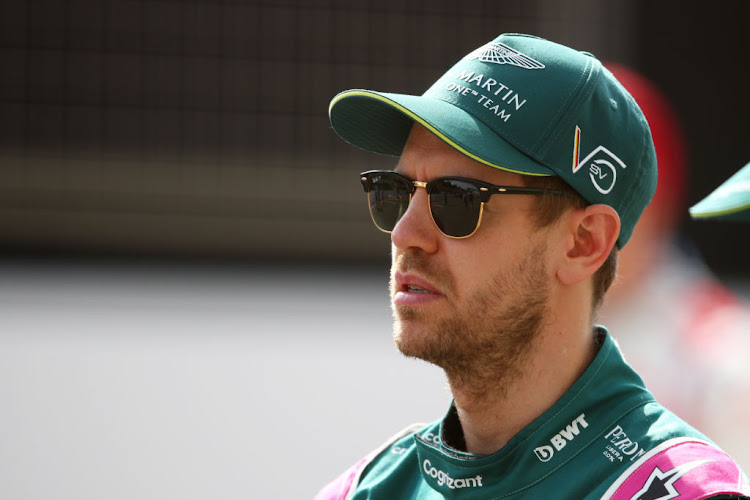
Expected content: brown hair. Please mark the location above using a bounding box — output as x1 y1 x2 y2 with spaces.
523 175 618 312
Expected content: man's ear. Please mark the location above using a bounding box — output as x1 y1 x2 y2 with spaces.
556 204 620 286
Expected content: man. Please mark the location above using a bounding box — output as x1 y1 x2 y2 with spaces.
318 34 749 499
690 161 750 220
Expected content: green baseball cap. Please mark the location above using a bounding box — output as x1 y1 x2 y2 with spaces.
689 161 750 221
328 33 657 247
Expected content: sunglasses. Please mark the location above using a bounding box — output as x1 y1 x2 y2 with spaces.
360 170 563 238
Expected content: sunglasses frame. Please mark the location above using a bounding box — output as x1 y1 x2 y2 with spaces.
360 170 564 239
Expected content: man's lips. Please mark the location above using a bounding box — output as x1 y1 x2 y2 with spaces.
393 272 443 306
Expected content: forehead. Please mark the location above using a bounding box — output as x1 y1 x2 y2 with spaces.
396 124 528 186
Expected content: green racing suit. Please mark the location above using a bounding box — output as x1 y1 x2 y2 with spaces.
316 328 750 499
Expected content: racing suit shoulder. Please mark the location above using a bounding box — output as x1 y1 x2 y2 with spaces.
314 423 425 500
598 402 750 500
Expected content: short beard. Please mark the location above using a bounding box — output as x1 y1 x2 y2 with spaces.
392 242 549 399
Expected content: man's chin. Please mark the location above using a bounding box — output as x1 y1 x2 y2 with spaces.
393 320 439 361
394 338 432 362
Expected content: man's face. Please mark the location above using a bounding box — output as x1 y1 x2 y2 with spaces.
389 125 554 386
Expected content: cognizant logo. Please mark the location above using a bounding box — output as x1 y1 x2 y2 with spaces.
422 459 483 489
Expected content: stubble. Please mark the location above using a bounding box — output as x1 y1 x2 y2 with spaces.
391 242 549 397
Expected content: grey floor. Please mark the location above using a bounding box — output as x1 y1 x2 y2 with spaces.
0 257 449 500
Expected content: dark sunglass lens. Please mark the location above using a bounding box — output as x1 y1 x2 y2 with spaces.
429 179 482 237
366 173 411 232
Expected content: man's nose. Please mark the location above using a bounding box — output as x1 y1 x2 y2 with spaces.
390 187 440 254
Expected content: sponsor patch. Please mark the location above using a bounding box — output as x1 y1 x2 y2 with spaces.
601 438 750 500
533 413 589 462
422 459 483 490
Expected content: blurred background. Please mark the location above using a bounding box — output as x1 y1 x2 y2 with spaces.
0 1 748 498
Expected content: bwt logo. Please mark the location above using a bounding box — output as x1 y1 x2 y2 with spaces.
534 413 589 462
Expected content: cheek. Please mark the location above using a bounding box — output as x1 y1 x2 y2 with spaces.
443 241 503 298
447 223 547 296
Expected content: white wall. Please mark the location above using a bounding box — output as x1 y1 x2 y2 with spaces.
0 259 449 499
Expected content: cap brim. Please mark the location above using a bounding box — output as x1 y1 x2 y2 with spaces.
328 89 554 177
689 163 750 221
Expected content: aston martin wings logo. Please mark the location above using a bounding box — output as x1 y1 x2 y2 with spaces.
465 42 545 69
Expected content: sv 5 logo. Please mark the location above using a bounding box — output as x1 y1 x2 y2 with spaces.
572 126 627 195
534 413 590 462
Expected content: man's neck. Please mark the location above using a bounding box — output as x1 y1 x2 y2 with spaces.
446 325 601 456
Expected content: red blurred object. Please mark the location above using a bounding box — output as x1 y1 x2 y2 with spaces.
606 62 688 230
